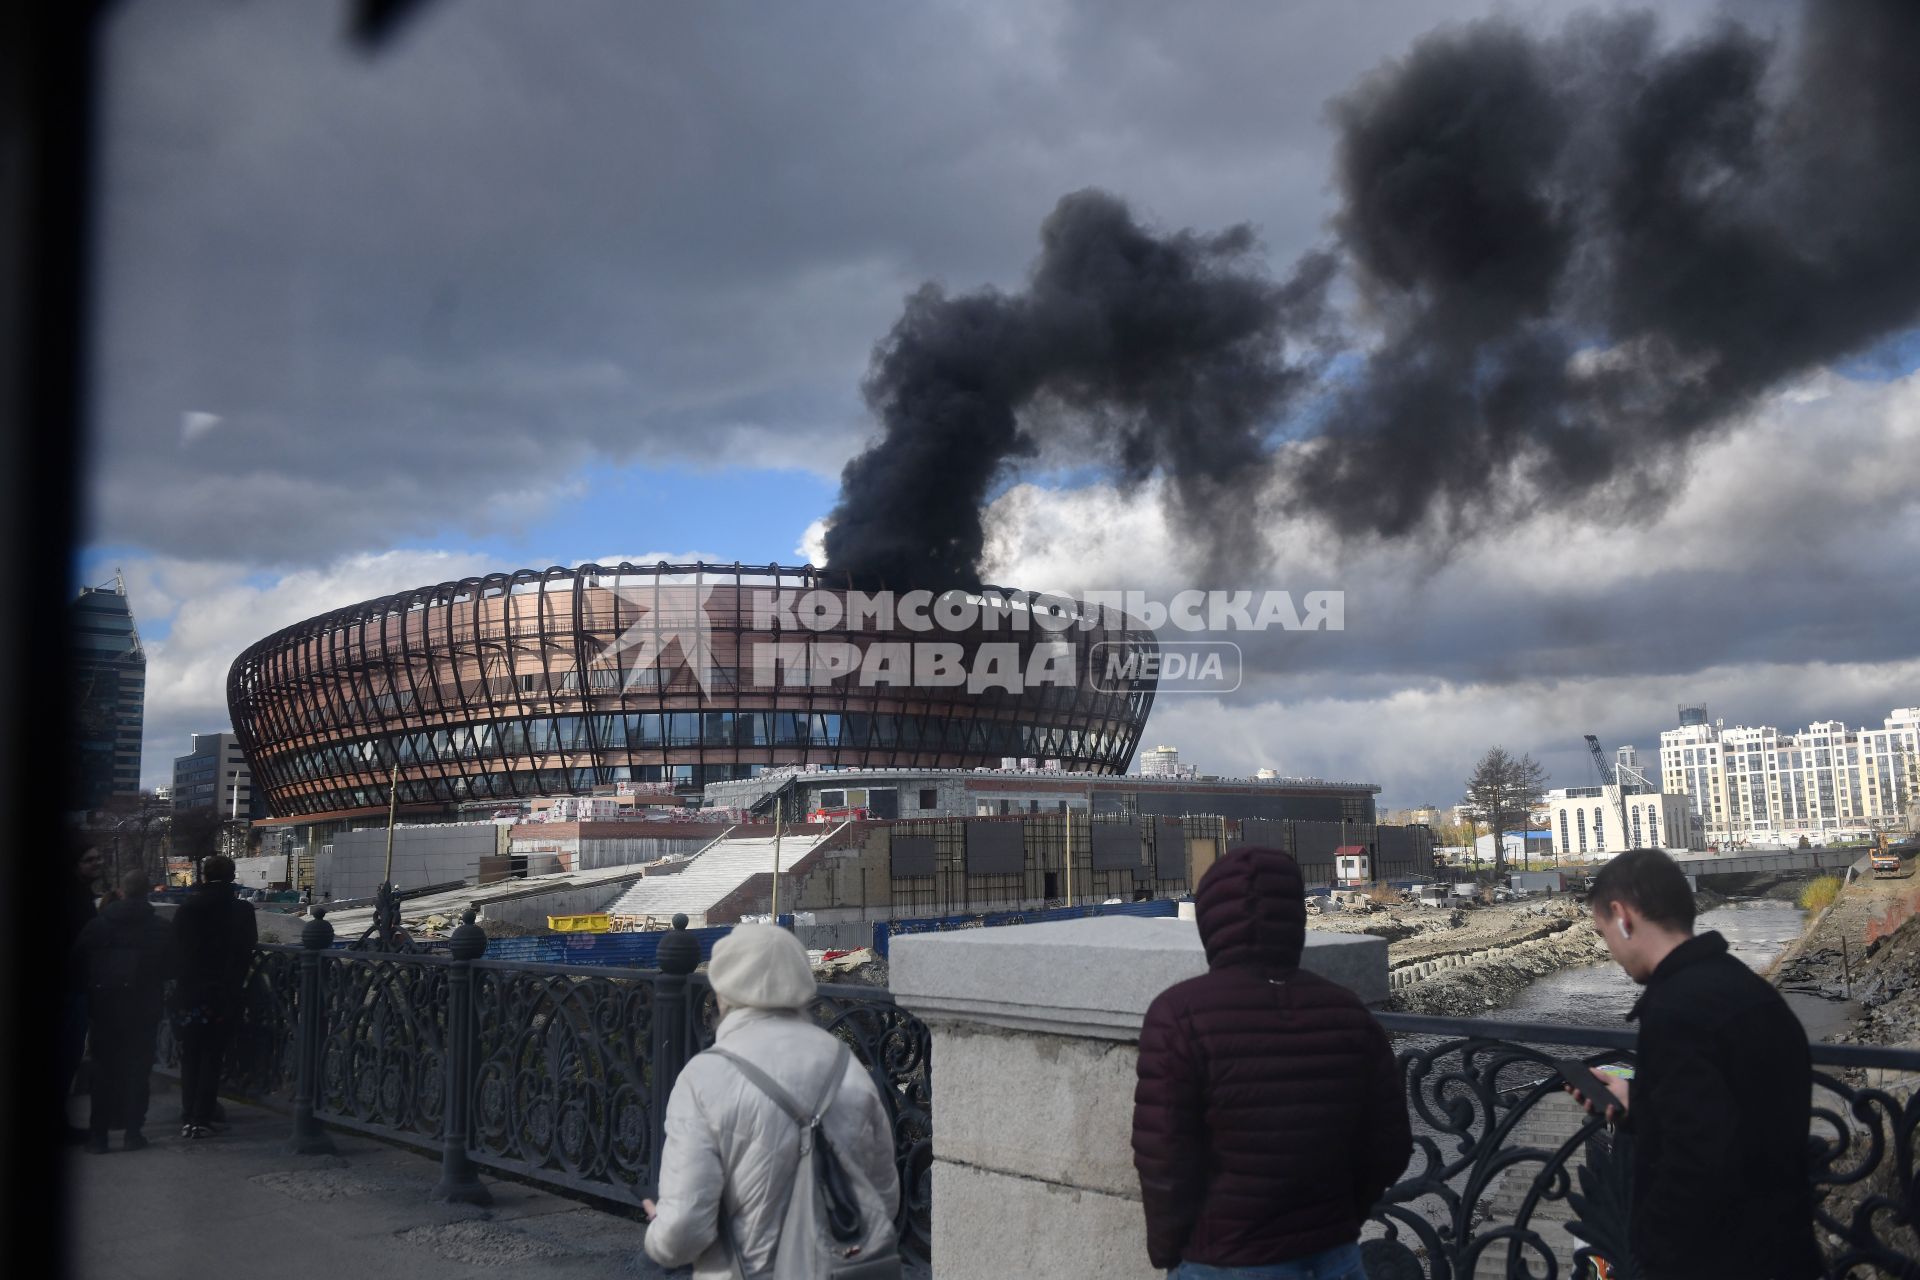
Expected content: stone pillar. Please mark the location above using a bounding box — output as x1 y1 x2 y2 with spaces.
890 916 1387 1280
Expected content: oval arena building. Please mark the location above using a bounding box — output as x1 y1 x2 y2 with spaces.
229 563 1158 818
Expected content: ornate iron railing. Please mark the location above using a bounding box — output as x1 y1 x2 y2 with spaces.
316 949 448 1142
1366 1012 1920 1280
467 958 660 1201
182 910 935 1261
182 925 1919 1278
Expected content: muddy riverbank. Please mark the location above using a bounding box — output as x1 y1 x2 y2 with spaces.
1369 894 1824 1022
1301 897 1615 1016
1771 859 1920 1046
1382 903 1612 1016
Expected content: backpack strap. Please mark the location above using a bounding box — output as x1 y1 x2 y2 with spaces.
709 1041 850 1142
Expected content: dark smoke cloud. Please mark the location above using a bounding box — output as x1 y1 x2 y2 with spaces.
827 0 1920 585
1301 0 1920 539
824 190 1333 587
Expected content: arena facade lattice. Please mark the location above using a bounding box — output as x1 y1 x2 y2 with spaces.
228 563 1159 817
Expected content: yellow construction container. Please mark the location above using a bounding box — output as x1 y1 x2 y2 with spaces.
547 913 612 933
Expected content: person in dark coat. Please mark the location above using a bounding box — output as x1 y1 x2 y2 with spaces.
170 856 257 1138
58 845 108 1143
1575 848 1822 1280
73 870 175 1151
1132 846 1411 1278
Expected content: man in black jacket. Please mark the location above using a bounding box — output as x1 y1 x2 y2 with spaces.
171 857 257 1138
73 871 175 1151
1577 848 1822 1280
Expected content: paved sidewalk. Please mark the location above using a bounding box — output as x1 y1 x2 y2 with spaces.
65 1077 672 1280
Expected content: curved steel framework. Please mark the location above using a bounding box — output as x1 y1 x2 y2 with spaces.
229 563 1158 817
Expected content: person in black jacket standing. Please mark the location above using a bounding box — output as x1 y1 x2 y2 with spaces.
1132 847 1410 1278
1575 848 1822 1280
73 871 174 1151
171 856 257 1139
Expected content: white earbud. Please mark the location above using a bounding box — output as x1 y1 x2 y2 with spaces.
1617 920 1631 941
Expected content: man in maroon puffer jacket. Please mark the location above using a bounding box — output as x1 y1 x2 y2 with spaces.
1133 846 1411 1278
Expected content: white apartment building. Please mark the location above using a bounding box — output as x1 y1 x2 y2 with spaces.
1862 708 1920 826
1549 786 1697 858
1138 745 1196 779
1660 705 1918 845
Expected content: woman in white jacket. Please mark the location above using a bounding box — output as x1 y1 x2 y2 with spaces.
642 924 900 1278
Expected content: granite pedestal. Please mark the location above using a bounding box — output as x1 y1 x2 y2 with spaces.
891 916 1388 1280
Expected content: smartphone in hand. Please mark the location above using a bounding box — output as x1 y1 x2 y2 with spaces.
1555 1058 1622 1110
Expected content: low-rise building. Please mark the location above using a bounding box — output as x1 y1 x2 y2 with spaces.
1548 787 1698 857
702 764 1381 825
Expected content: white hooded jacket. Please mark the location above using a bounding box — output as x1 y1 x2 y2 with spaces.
643 1006 901 1278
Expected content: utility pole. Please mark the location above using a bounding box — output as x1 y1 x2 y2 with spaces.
381 759 400 887
771 795 784 921
1064 805 1074 907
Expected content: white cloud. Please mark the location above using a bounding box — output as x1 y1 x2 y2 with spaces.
179 410 222 445
795 518 829 566
580 550 721 568
125 549 499 788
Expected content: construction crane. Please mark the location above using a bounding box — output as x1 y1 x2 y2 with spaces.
1584 734 1634 842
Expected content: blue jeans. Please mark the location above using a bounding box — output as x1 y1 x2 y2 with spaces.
1172 1243 1366 1280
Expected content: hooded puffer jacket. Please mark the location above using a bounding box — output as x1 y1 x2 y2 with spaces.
1131 846 1411 1270
644 1007 901 1279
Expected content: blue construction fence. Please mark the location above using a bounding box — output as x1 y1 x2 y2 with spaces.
473 925 738 967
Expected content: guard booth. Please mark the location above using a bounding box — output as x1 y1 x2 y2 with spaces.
1334 844 1371 887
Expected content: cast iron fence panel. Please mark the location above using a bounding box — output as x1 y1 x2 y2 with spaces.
229 944 303 1099
467 958 659 1202
314 950 449 1144
1368 1013 1920 1280
1806 1060 1920 1280
154 944 303 1103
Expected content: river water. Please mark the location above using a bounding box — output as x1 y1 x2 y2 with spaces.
1493 898 1849 1034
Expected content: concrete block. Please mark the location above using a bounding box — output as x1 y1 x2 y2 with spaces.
931 1022 1141 1197
892 916 1387 1039
931 1160 1158 1280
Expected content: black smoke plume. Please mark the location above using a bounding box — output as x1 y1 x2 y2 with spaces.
826 0 1920 585
823 190 1334 588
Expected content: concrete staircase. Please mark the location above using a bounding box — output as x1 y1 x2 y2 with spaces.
1473 1089 1595 1279
607 828 837 926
